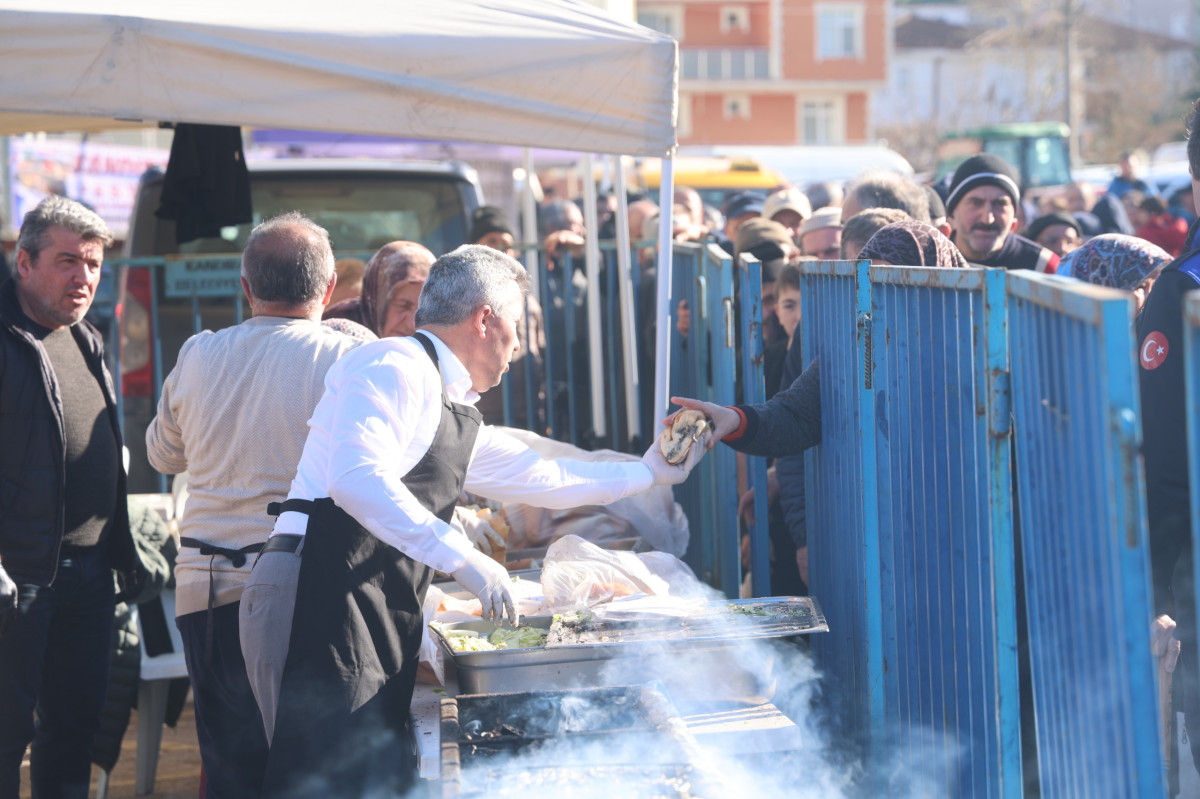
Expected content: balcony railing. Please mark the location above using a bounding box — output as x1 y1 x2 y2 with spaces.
680 48 769 80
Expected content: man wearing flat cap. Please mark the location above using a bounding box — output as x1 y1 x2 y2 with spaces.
946 154 1059 272
798 207 843 261
712 191 767 255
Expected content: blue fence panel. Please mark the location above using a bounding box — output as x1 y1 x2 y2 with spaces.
737 254 771 598
668 243 769 597
1007 271 1163 799
801 259 880 751
869 266 1018 798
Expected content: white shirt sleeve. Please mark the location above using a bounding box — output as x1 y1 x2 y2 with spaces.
464 425 654 508
322 350 476 574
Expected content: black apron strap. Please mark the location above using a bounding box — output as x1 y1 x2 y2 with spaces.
179 537 265 665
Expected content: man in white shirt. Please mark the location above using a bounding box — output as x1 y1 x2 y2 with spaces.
145 212 362 798
253 245 704 797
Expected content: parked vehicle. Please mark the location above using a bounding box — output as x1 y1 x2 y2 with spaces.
118 158 484 492
636 155 784 213
937 122 1072 192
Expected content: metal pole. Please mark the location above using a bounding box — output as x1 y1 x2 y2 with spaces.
612 155 641 443
653 153 676 423
582 152 606 439
522 149 540 304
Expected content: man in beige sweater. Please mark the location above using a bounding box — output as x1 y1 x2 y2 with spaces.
145 212 362 799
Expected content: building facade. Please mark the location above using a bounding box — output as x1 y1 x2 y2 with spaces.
637 0 891 146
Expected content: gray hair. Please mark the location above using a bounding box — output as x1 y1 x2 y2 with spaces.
241 212 335 305
415 245 530 327
539 198 583 238
842 208 910 258
805 181 843 211
845 171 930 223
17 195 113 261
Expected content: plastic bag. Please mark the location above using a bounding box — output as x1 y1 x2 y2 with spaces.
486 427 690 556
539 535 670 613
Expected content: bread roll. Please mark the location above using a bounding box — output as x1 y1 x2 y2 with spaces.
659 409 711 465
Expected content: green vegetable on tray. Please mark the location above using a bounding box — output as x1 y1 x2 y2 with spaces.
432 622 548 653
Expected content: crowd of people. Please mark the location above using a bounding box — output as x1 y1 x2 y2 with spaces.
2 100 1200 797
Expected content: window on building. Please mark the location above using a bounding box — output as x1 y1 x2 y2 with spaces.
721 6 750 34
678 95 693 139
724 94 751 121
816 4 863 60
802 100 836 144
637 7 683 39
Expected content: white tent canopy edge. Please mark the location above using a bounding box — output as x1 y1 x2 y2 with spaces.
0 0 680 445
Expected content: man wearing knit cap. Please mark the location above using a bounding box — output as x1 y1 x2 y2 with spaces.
469 205 516 257
945 154 1059 272
1024 211 1082 258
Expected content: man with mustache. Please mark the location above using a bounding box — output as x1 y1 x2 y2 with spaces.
946 154 1059 272
0 197 144 798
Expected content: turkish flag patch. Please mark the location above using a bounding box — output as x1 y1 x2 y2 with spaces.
1140 331 1169 370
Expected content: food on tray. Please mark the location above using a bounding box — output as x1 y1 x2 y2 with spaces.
659 410 711 465
432 622 548 653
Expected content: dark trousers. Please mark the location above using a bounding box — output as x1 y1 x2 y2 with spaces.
0 546 115 799
177 602 268 799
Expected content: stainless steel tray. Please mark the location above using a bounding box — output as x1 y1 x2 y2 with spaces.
432 597 826 700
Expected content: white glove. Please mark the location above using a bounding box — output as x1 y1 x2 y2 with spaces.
642 429 710 486
451 548 519 626
0 563 17 637
451 506 506 556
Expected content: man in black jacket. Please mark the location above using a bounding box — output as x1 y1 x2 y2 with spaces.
1138 98 1200 780
0 196 142 799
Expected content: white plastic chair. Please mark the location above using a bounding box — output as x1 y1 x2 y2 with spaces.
97 587 189 798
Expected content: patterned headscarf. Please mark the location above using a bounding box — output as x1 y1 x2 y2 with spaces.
321 317 377 342
857 220 969 269
359 241 435 335
1057 234 1171 290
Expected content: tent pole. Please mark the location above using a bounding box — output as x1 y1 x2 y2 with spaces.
613 154 641 444
582 152 605 440
653 152 675 426
521 148 540 304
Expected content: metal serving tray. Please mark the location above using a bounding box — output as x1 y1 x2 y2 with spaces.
432 597 827 701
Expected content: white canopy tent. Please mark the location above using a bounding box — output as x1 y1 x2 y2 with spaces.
0 0 681 437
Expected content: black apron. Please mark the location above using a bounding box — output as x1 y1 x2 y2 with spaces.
262 333 481 798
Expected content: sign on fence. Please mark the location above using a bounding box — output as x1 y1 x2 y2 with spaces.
164 258 242 298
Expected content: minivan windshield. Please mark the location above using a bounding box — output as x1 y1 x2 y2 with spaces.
173 173 472 257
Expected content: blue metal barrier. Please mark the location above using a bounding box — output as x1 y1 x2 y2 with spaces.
1007 271 1163 799
870 265 1018 797
801 259 878 751
801 261 1018 796
667 242 769 597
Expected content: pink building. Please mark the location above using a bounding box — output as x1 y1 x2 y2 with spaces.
637 0 890 145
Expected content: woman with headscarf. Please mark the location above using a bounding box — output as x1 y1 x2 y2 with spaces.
669 222 968 464
323 241 435 337
856 220 970 268
1057 233 1172 314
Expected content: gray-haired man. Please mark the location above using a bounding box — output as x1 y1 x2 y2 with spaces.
0 196 145 798
256 245 705 797
145 212 361 798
